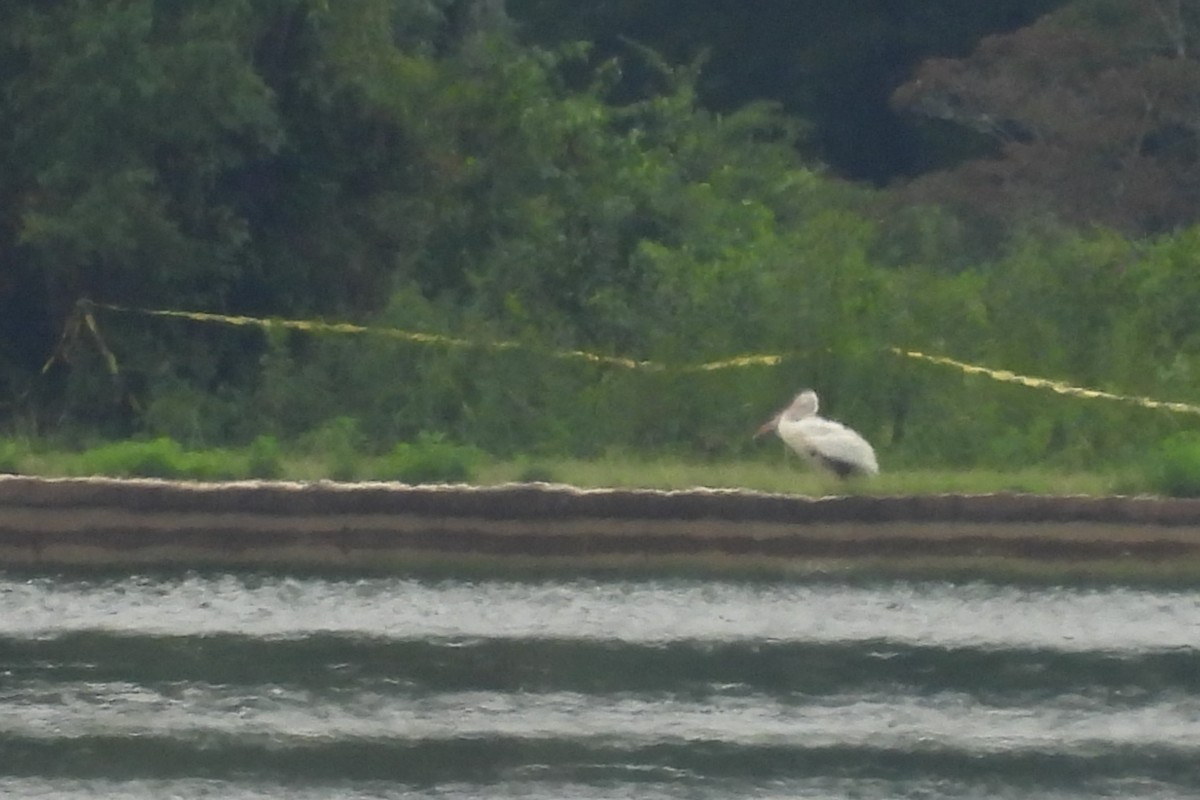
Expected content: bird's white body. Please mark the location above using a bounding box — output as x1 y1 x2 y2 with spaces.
757 390 878 478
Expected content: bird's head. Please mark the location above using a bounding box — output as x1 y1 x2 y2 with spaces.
755 389 819 439
787 390 819 420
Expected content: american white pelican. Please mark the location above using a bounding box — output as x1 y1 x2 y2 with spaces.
755 389 879 478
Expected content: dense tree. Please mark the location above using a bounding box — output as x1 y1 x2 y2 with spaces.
9 1 283 308
506 0 1067 181
894 0 1200 234
1 0 288 425
0 0 474 429
1 0 1198 470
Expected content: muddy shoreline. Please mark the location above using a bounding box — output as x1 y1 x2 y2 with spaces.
3 475 1200 575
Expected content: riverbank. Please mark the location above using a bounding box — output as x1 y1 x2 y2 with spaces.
2 475 1200 580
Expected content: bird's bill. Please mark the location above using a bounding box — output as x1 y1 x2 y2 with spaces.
753 417 778 439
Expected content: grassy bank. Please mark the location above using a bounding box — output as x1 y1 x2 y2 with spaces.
478 458 1137 497
0 434 1151 496
7 437 1200 585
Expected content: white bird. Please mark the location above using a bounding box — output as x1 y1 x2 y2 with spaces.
755 389 879 478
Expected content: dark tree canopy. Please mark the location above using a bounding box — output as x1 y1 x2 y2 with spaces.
893 0 1200 234
2 0 1200 471
506 0 1068 182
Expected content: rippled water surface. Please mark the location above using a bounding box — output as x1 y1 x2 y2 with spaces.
2 572 1198 799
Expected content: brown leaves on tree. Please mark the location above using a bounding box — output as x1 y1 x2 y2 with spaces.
893 0 1200 234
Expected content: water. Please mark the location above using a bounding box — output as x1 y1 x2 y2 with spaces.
1 573 1198 799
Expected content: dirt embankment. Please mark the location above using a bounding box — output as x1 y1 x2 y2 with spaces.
2 475 1200 572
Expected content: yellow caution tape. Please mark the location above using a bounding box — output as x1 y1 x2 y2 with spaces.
77 301 1200 414
688 353 785 371
90 302 666 370
88 301 796 372
890 347 1200 416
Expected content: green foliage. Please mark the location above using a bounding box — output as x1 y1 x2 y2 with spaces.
376 433 485 484
1132 227 1200 364
141 376 247 448
507 0 1062 182
72 438 195 479
9 0 282 304
0 440 23 474
73 439 160 478
65 437 284 481
298 417 366 482
514 461 561 483
246 435 283 479
1146 432 1200 498
3 0 1200 478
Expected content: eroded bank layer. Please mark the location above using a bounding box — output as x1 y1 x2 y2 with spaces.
2 475 1200 574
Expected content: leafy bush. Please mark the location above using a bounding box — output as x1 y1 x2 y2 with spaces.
297 417 364 481
1146 432 1200 497
245 435 284 479
69 437 254 480
375 432 484 484
515 461 559 483
72 438 191 479
0 439 22 474
174 450 244 481
141 378 244 449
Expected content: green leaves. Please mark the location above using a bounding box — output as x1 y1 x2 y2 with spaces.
9 0 282 305
1146 432 1200 498
4 0 1200 478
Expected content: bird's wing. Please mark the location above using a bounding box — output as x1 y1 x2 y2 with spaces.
787 418 879 474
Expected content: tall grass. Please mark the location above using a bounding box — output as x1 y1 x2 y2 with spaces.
1145 432 1200 497
374 433 485 484
475 457 1134 496
0 435 1144 496
67 438 241 480
0 439 24 474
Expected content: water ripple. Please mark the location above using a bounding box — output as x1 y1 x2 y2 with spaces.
0 572 1197 797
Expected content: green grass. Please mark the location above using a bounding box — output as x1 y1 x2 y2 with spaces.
475 456 1137 496
0 436 1149 496
375 433 485 484
1146 431 1200 497
0 438 24 474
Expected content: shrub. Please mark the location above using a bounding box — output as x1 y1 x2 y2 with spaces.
68 438 258 480
73 438 189 478
298 417 363 481
376 432 483 484
0 439 22 474
245 435 283 479
515 461 559 483
1146 432 1200 497
174 449 244 481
